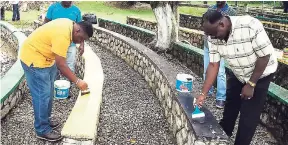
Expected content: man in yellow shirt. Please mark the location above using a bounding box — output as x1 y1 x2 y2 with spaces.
20 18 93 142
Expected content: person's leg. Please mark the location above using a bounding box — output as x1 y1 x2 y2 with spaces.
20 61 52 136
215 58 226 101
219 73 243 137
48 64 57 121
234 74 273 145
66 45 77 73
16 4 20 20
0 6 4 20
203 45 214 96
12 4 16 21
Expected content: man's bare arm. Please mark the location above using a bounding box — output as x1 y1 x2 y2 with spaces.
43 17 51 25
202 62 220 94
249 55 270 84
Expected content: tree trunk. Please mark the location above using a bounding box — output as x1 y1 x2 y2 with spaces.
150 2 179 51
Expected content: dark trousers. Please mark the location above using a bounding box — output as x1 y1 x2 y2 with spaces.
284 2 288 13
12 4 20 21
219 73 273 145
0 6 4 20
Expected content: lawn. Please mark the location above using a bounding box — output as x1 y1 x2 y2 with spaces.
2 1 283 28
3 1 208 28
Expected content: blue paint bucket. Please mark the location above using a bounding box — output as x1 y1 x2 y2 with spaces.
176 74 194 92
54 80 71 99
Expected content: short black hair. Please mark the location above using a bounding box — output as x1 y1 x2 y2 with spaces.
202 10 224 25
77 21 93 38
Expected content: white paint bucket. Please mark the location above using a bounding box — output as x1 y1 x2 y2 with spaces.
176 73 194 92
54 80 71 99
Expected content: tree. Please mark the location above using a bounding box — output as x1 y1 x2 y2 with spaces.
150 1 179 52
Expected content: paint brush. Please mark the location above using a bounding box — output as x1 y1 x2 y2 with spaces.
81 88 90 96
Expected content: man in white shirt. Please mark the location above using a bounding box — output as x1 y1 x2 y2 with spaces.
196 10 278 145
10 0 20 21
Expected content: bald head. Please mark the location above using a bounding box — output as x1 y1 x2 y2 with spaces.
202 10 231 40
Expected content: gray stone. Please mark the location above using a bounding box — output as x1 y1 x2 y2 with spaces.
176 129 184 145
194 140 206 145
137 67 142 74
175 115 182 129
187 132 195 145
79 140 94 145
10 95 17 108
1 105 10 119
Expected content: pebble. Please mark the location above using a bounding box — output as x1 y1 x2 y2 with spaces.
0 39 17 78
0 41 278 145
89 42 175 145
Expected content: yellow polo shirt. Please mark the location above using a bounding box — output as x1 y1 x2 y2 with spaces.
20 18 73 68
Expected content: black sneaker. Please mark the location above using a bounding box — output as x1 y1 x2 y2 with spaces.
50 121 61 129
216 100 225 109
36 130 63 142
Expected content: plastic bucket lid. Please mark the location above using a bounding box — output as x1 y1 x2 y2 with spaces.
54 80 71 89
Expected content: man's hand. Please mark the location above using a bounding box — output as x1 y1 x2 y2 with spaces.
79 42 84 56
196 94 206 107
241 84 254 100
76 79 88 91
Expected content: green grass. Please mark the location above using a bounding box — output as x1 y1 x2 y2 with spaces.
2 1 284 28
179 6 207 16
3 10 40 28
75 2 155 23
187 1 282 8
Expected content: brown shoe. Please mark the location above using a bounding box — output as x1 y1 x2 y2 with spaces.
36 130 63 142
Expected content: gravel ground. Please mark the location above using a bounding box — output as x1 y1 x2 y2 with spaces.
1 42 277 145
1 85 78 145
89 43 175 145
159 53 278 145
0 38 18 78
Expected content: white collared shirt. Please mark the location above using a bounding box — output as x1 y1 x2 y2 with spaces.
208 15 278 83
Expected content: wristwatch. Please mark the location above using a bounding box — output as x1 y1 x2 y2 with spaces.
247 81 256 87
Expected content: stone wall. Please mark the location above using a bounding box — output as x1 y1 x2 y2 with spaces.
98 18 155 46
103 18 288 89
171 42 288 145
98 19 288 144
261 92 288 145
126 17 204 48
91 27 229 145
127 15 288 51
262 21 288 31
0 21 28 119
179 14 288 50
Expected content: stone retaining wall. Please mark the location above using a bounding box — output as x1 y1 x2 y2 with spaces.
171 42 288 145
126 17 204 48
91 26 229 145
178 14 288 50
0 21 28 119
101 18 288 89
98 18 155 46
261 21 288 31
